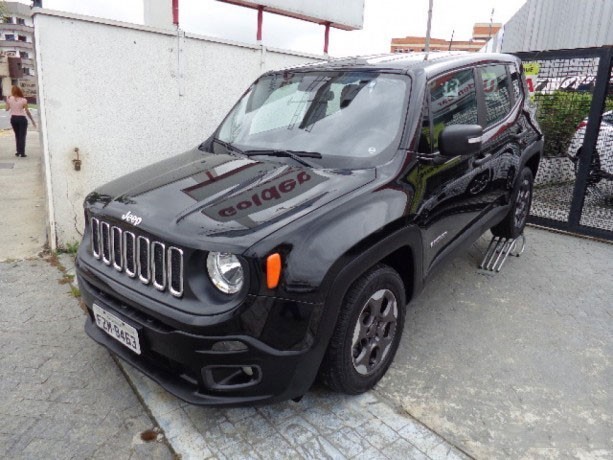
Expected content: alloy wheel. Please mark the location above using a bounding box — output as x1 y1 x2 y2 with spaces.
351 289 398 376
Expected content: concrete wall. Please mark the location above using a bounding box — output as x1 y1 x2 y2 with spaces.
501 0 613 52
33 9 322 248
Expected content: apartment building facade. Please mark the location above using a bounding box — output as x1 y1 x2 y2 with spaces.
0 2 36 101
391 22 502 54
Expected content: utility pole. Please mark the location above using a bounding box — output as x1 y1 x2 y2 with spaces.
424 0 433 59
488 8 495 39
448 29 454 51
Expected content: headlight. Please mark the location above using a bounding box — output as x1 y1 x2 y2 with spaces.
206 252 244 294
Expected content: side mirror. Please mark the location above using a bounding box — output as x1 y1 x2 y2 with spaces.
438 124 483 157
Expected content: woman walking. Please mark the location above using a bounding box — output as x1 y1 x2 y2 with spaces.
5 85 36 157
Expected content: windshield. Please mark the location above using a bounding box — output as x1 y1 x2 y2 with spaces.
216 71 410 167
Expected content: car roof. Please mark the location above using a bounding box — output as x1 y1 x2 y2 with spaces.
281 52 520 78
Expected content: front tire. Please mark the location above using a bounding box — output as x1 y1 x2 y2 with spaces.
492 167 533 239
319 264 406 394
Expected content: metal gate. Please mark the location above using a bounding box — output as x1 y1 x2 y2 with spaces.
514 47 613 241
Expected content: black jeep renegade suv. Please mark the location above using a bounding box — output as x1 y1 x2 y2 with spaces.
77 52 543 406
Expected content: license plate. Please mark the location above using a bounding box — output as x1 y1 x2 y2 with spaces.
93 304 141 355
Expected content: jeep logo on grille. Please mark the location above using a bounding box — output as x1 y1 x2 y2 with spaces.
121 211 142 226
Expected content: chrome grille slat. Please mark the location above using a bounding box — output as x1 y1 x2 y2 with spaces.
91 218 100 259
123 231 136 278
111 226 123 271
101 222 111 265
168 247 184 298
90 219 183 297
137 236 151 284
151 242 167 291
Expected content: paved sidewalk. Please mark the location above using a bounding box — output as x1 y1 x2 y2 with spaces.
0 129 46 261
0 258 174 459
378 227 613 459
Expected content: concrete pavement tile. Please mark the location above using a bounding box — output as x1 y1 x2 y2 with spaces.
256 401 301 421
19 436 95 459
232 411 276 445
1 398 51 418
351 447 389 460
300 405 347 435
365 399 413 432
428 443 471 460
0 433 17 457
215 440 260 460
250 432 301 460
132 441 177 460
326 426 375 458
383 438 429 460
296 435 344 460
0 414 38 437
223 406 258 423
276 416 319 445
352 419 400 450
327 405 369 429
398 422 445 456
183 405 228 433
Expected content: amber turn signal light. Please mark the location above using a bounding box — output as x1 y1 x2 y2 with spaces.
266 253 282 289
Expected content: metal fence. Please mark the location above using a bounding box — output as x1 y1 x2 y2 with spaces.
514 47 613 241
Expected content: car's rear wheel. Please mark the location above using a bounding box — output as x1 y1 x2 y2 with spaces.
319 264 406 394
492 166 533 239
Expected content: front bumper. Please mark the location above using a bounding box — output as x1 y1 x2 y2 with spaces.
77 260 326 406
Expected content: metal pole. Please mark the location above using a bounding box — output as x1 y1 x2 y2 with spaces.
424 0 433 59
323 22 330 55
257 6 264 42
448 29 454 51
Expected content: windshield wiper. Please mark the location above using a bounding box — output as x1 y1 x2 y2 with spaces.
242 149 322 168
208 138 246 156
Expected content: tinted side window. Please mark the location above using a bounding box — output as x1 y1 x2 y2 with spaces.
430 69 478 151
480 64 512 126
509 65 522 102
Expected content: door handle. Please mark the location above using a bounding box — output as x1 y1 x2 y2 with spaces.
473 153 492 167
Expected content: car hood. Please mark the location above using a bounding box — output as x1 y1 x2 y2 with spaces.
86 148 376 253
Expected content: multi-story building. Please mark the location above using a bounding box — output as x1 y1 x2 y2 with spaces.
0 2 36 102
391 22 502 54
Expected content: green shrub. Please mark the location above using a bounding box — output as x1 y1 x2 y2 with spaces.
534 90 613 158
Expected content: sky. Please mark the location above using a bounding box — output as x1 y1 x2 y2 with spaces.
35 0 527 56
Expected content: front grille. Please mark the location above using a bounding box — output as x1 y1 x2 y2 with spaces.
90 218 184 297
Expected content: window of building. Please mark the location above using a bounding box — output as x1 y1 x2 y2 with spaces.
17 18 26 25
2 16 13 24
429 69 479 151
18 35 27 42
5 34 15 41
20 51 29 58
11 79 18 86
479 64 512 126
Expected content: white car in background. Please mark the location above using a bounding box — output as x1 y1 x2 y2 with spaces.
567 110 613 186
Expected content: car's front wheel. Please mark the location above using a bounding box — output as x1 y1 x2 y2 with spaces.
319 264 406 394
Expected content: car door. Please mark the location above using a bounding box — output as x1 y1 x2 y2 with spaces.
474 63 523 209
409 67 499 273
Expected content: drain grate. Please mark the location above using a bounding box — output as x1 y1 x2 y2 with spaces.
0 163 15 169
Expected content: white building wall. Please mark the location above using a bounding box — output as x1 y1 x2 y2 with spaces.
33 9 322 248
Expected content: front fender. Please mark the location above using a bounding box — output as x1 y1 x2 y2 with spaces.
245 184 416 304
